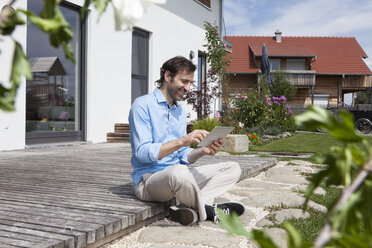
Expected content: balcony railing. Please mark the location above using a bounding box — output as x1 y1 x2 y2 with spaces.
342 75 372 89
259 70 316 87
282 70 316 87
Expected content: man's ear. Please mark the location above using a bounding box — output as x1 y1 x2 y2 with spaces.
164 71 172 84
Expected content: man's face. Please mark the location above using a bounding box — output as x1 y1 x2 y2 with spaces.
165 70 194 102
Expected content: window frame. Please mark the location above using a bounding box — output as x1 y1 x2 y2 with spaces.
197 52 207 118
286 59 305 70
270 59 281 71
25 0 87 145
131 28 149 104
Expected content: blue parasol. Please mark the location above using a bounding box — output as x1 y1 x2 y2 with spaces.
260 43 273 87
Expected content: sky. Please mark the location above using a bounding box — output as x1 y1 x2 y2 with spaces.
223 0 372 71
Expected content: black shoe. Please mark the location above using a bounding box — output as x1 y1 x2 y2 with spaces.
169 206 198 225
205 202 245 223
218 202 245 215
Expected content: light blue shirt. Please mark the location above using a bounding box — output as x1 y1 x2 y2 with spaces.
129 88 194 186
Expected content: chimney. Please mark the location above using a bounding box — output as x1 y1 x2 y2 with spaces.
275 30 282 43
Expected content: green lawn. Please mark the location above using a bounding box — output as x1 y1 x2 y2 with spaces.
251 132 372 154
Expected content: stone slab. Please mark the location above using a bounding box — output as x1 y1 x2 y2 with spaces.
137 226 241 248
220 134 249 153
273 209 310 223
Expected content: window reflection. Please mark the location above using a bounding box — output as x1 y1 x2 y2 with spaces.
26 0 80 133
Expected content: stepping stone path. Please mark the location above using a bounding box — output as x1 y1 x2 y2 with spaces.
103 160 327 248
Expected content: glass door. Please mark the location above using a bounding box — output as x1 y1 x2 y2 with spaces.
26 0 86 144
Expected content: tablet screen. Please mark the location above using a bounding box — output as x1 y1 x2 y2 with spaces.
197 126 235 147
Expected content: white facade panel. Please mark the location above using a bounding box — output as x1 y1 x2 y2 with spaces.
85 5 133 143
0 0 222 150
0 0 27 150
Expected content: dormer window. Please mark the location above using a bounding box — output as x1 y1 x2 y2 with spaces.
271 59 281 70
286 59 305 70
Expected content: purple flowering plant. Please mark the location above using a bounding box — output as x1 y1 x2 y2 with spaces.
263 95 294 130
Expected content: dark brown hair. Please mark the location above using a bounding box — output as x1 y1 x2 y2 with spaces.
156 56 196 87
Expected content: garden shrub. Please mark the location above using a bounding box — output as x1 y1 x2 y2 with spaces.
219 111 246 134
269 71 297 101
230 91 265 129
229 91 296 133
246 124 265 136
262 126 283 136
192 117 219 132
262 95 296 132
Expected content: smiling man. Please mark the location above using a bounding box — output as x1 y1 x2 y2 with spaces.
129 56 245 225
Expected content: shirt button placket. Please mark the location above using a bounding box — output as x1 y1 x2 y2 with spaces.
166 105 170 140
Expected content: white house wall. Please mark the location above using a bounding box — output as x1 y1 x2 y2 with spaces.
0 0 27 151
0 0 222 150
85 0 222 143
84 2 133 144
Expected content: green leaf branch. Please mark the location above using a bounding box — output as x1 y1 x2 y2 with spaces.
218 104 372 247
0 0 75 111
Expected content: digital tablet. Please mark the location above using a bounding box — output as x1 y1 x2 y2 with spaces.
197 126 235 147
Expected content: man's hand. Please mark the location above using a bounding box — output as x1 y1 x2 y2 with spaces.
158 129 208 160
201 138 223 156
181 129 209 146
187 138 223 163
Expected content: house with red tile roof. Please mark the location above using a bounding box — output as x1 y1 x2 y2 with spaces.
224 31 372 108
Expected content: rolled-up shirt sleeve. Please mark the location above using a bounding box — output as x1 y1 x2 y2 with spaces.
129 101 161 163
178 146 194 165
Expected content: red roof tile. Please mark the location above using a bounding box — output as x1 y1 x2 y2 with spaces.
225 36 371 75
250 45 315 57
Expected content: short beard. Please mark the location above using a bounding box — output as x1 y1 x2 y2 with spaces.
167 77 184 103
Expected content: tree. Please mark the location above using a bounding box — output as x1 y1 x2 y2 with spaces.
186 21 231 118
0 0 166 112
355 90 371 104
261 71 297 101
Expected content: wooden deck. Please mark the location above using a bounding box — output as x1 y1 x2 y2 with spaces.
0 143 278 248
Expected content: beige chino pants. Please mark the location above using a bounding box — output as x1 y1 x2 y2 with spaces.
134 162 241 221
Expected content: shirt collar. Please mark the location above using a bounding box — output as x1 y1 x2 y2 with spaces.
154 87 179 108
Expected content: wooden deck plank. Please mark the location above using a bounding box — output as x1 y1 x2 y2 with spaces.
0 200 128 232
0 192 154 216
0 143 278 247
0 224 74 248
0 204 121 237
0 193 164 226
0 229 63 248
0 235 51 248
0 211 102 245
0 219 87 248
0 242 21 248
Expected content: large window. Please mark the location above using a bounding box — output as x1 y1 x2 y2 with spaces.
286 59 305 70
131 28 149 103
26 1 86 144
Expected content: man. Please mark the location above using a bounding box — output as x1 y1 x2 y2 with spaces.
129 56 244 225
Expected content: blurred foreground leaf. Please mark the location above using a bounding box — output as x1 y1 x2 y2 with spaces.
0 41 31 111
